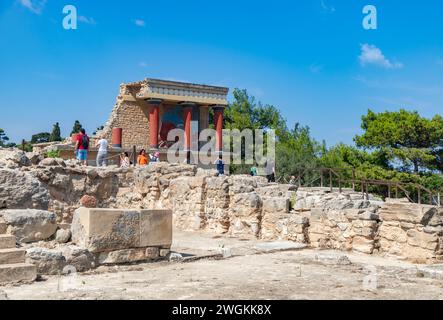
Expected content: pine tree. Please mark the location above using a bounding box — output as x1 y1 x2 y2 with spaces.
0 128 9 147
70 120 83 135
49 122 62 142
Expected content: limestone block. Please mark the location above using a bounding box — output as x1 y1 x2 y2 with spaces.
59 245 95 272
262 197 290 214
71 208 172 253
0 169 50 210
379 202 435 224
352 236 374 254
228 192 262 238
140 210 172 247
0 263 37 285
406 229 438 250
26 247 67 275
1 209 57 243
98 248 146 265
0 235 16 249
0 248 26 265
379 225 408 243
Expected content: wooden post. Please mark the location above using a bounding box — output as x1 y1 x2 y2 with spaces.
362 181 365 199
320 169 324 188
365 183 369 200
132 146 137 167
388 184 391 199
352 169 356 191
329 170 333 192
417 187 421 205
430 192 433 206
21 139 25 152
339 179 342 193
395 184 399 198
298 170 301 188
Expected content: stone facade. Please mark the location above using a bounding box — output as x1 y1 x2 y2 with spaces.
101 97 151 150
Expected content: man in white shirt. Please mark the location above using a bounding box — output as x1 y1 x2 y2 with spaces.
95 138 109 167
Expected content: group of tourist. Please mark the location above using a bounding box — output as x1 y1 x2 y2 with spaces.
72 130 276 182
248 161 276 183
73 129 161 168
74 129 111 167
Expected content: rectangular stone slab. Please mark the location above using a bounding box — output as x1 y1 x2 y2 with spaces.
0 248 25 265
0 235 16 249
72 208 172 253
0 263 37 285
140 210 173 248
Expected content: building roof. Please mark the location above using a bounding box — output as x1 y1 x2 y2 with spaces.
122 78 229 106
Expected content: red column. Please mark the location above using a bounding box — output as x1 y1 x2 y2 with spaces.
183 107 192 151
111 128 123 148
149 105 160 149
213 107 224 153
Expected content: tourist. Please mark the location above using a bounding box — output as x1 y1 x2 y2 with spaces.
95 137 109 167
149 151 160 164
289 176 297 185
214 155 225 176
120 152 130 168
250 165 258 176
137 149 148 166
265 158 275 183
74 129 89 166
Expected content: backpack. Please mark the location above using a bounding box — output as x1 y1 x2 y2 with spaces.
81 135 89 149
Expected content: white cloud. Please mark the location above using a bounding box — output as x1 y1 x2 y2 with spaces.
139 62 148 68
320 0 336 13
134 19 146 27
78 16 97 25
18 0 46 15
359 44 403 69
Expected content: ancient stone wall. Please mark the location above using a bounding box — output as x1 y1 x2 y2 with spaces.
2 149 443 265
378 199 443 264
98 83 151 149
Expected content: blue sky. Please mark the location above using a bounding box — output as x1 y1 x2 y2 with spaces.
1 0 442 145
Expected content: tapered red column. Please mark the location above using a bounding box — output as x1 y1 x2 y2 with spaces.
213 106 224 153
146 99 162 149
183 106 192 151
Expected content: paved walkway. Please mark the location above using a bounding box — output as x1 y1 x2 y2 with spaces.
2 231 443 300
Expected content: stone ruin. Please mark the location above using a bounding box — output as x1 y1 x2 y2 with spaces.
1 147 443 284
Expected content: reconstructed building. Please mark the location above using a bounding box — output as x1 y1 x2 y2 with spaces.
97 78 229 154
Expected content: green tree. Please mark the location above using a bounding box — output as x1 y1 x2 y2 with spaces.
70 120 83 135
31 132 50 144
355 109 443 173
0 128 10 147
276 124 321 180
223 89 288 173
49 122 62 142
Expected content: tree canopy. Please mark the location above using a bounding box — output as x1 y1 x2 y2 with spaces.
31 132 50 144
49 122 62 142
355 109 443 173
70 120 83 135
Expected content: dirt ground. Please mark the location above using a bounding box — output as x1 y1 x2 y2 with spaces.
3 231 443 300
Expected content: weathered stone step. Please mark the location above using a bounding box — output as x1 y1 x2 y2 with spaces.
0 263 37 285
0 248 26 265
0 218 6 234
0 235 16 249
